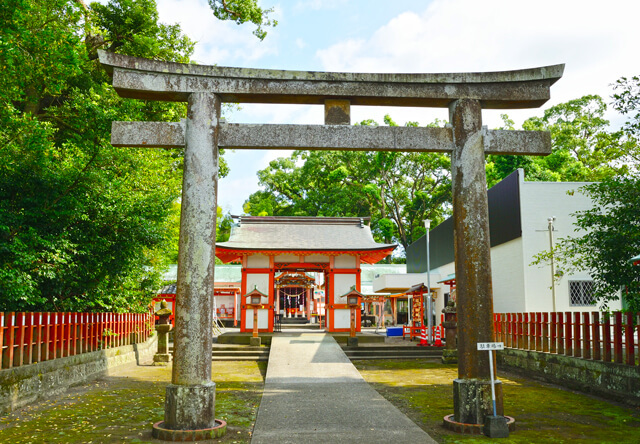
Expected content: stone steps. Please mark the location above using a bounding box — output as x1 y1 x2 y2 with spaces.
341 345 444 360
170 345 270 361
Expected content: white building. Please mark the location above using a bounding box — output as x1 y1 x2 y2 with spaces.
373 169 622 321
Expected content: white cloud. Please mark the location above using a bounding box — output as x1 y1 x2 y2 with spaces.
294 0 347 11
315 0 640 127
156 0 279 66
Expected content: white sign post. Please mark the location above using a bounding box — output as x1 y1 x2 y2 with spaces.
477 342 504 416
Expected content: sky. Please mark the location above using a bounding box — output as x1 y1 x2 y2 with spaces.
154 0 640 215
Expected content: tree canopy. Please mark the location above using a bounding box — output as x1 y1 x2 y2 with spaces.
486 95 632 187
530 78 640 311
244 116 451 254
0 0 272 312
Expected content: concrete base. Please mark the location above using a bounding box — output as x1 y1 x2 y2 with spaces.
453 378 503 424
250 337 262 347
347 337 358 347
153 354 171 366
443 414 515 435
484 415 510 438
152 419 226 441
164 382 216 430
442 349 458 364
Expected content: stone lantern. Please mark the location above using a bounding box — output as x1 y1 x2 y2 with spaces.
153 300 173 366
441 300 458 364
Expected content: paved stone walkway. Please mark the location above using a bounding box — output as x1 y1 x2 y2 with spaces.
251 333 437 444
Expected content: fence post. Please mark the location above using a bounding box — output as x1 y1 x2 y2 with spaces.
564 312 572 356
592 312 601 361
550 312 557 353
535 312 542 351
573 312 581 358
517 313 523 349
0 313 10 369
14 312 25 368
557 313 564 355
603 313 612 362
582 312 591 360
70 313 77 356
614 311 623 364
24 312 34 365
524 313 533 350
33 313 42 364
625 312 635 366
4 313 15 369
542 313 549 353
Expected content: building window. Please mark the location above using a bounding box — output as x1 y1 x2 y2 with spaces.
569 280 595 306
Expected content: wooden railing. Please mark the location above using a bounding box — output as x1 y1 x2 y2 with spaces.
0 312 154 370
494 312 640 366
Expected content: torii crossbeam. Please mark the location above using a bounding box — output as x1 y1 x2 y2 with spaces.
99 50 563 439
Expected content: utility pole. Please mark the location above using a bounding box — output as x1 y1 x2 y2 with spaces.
548 216 557 312
424 219 432 344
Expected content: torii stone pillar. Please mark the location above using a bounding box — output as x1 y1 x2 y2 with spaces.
166 92 221 432
98 49 563 435
449 98 499 424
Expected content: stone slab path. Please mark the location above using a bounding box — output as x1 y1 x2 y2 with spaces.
251 333 437 444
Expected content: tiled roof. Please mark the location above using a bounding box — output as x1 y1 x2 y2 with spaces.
217 216 395 252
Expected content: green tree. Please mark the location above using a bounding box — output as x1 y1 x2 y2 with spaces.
243 115 451 253
209 0 277 40
533 177 640 311
486 96 632 186
612 75 640 170
0 0 272 312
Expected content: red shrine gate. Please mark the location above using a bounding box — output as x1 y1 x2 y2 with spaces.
215 216 395 333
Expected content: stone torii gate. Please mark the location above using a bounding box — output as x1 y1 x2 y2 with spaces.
98 50 563 439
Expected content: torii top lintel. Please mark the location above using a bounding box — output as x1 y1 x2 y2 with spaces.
98 50 564 109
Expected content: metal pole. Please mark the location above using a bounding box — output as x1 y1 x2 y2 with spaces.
424 219 432 344
548 217 557 312
488 349 497 416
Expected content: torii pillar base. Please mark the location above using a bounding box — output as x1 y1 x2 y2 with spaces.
453 379 503 424
152 383 227 441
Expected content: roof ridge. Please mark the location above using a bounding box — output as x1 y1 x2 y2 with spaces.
231 215 371 225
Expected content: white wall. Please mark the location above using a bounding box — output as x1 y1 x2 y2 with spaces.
334 254 356 268
519 178 622 312
333 309 351 329
274 254 298 263
247 254 269 268
246 273 270 304
305 254 329 263
245 309 269 329
490 238 527 313
334 274 357 301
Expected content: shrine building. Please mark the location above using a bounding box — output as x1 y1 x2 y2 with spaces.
215 216 395 333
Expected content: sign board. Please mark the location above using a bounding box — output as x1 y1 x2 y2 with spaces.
477 342 504 351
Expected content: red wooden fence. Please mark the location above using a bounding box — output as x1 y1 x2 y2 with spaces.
0 312 154 370
494 311 640 367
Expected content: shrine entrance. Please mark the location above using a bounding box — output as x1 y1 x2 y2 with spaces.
275 271 315 322
216 216 395 333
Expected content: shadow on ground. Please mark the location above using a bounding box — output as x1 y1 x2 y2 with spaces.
0 361 266 444
354 360 640 443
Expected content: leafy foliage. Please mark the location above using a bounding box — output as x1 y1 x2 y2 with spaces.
612 75 640 168
243 115 452 253
533 177 640 311
209 0 277 40
486 96 632 186
0 0 270 312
